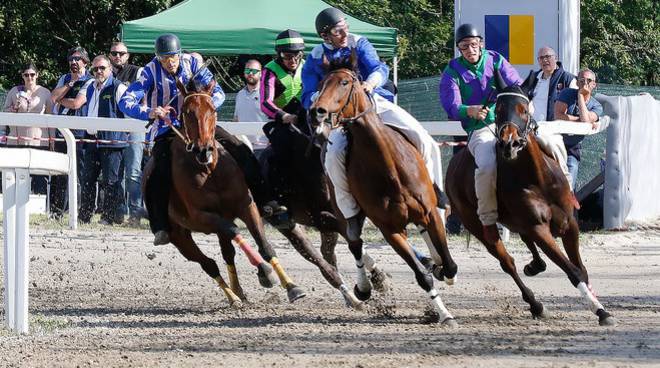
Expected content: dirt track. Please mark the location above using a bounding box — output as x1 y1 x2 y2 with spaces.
1 219 659 367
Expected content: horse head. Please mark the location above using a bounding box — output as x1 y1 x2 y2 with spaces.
309 49 373 145
494 70 535 161
176 78 218 168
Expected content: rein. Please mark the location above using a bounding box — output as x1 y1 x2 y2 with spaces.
323 70 376 129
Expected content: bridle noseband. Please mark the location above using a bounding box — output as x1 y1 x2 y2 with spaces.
495 91 537 146
178 92 217 166
317 69 376 130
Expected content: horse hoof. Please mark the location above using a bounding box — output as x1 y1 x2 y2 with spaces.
442 317 459 329
532 306 549 319
286 285 307 303
354 284 372 301
523 259 547 277
256 263 276 288
597 309 617 326
370 269 391 292
229 300 243 309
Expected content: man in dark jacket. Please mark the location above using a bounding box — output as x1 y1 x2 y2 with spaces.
529 46 577 122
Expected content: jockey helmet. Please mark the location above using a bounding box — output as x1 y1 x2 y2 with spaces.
275 29 305 53
155 34 181 56
455 23 482 45
315 7 346 36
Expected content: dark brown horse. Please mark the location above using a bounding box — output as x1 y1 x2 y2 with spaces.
445 71 615 326
259 125 390 309
309 55 458 326
143 79 306 306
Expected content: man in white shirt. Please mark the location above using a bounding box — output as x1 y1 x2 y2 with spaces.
233 59 268 153
529 46 577 122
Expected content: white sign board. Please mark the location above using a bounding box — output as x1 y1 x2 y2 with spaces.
454 0 579 77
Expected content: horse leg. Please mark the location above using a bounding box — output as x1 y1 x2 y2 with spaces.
475 231 546 319
381 230 457 327
168 224 241 307
530 225 615 326
320 231 339 267
520 234 547 277
560 218 589 282
279 225 363 309
346 237 374 302
217 233 248 302
418 209 458 285
241 203 306 303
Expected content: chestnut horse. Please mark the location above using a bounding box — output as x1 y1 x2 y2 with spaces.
259 125 390 309
142 79 306 306
445 71 615 326
309 56 458 326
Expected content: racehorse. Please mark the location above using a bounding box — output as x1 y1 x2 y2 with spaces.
445 70 616 326
142 79 306 306
309 53 458 326
259 124 390 309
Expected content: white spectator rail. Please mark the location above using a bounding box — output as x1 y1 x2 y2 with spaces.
0 112 144 333
0 112 606 334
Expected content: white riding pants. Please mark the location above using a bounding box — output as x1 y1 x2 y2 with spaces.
324 94 443 218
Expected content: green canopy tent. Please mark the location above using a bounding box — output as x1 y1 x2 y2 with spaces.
120 0 397 56
120 0 399 95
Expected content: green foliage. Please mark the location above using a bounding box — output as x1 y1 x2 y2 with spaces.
0 0 183 89
580 0 659 85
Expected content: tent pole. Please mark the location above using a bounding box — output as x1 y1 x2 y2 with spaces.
393 56 398 105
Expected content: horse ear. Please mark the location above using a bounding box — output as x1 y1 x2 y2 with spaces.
349 48 358 72
204 79 216 95
176 79 188 96
494 68 507 92
520 71 535 98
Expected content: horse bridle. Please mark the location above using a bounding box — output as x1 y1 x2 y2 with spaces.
317 69 376 130
178 92 217 163
494 91 537 146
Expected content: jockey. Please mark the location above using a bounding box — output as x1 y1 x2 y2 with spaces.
439 24 572 243
260 29 308 198
119 34 285 245
302 7 448 241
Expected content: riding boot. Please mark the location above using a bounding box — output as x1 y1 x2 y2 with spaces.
147 133 173 245
482 224 500 244
214 126 287 217
346 212 365 242
433 183 450 210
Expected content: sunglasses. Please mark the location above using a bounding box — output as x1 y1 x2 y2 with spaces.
538 54 555 61
577 77 595 84
329 24 349 37
22 72 36 78
280 52 303 62
68 55 83 62
458 41 481 51
91 65 108 73
244 68 261 75
156 53 180 62
110 51 128 57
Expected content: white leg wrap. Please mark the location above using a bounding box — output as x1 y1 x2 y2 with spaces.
577 281 604 314
429 289 453 321
418 226 443 266
362 252 376 272
355 258 372 292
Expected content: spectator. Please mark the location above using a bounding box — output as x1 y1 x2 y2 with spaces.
110 41 146 225
529 46 577 122
49 46 93 219
2 62 54 194
63 55 128 225
554 68 604 190
234 59 268 152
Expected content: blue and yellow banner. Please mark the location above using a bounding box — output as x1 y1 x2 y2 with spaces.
484 15 535 64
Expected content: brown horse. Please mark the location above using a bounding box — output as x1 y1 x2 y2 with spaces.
259 125 390 309
309 54 458 326
445 71 615 326
142 79 306 306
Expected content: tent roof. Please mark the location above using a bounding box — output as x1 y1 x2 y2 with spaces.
121 0 398 57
